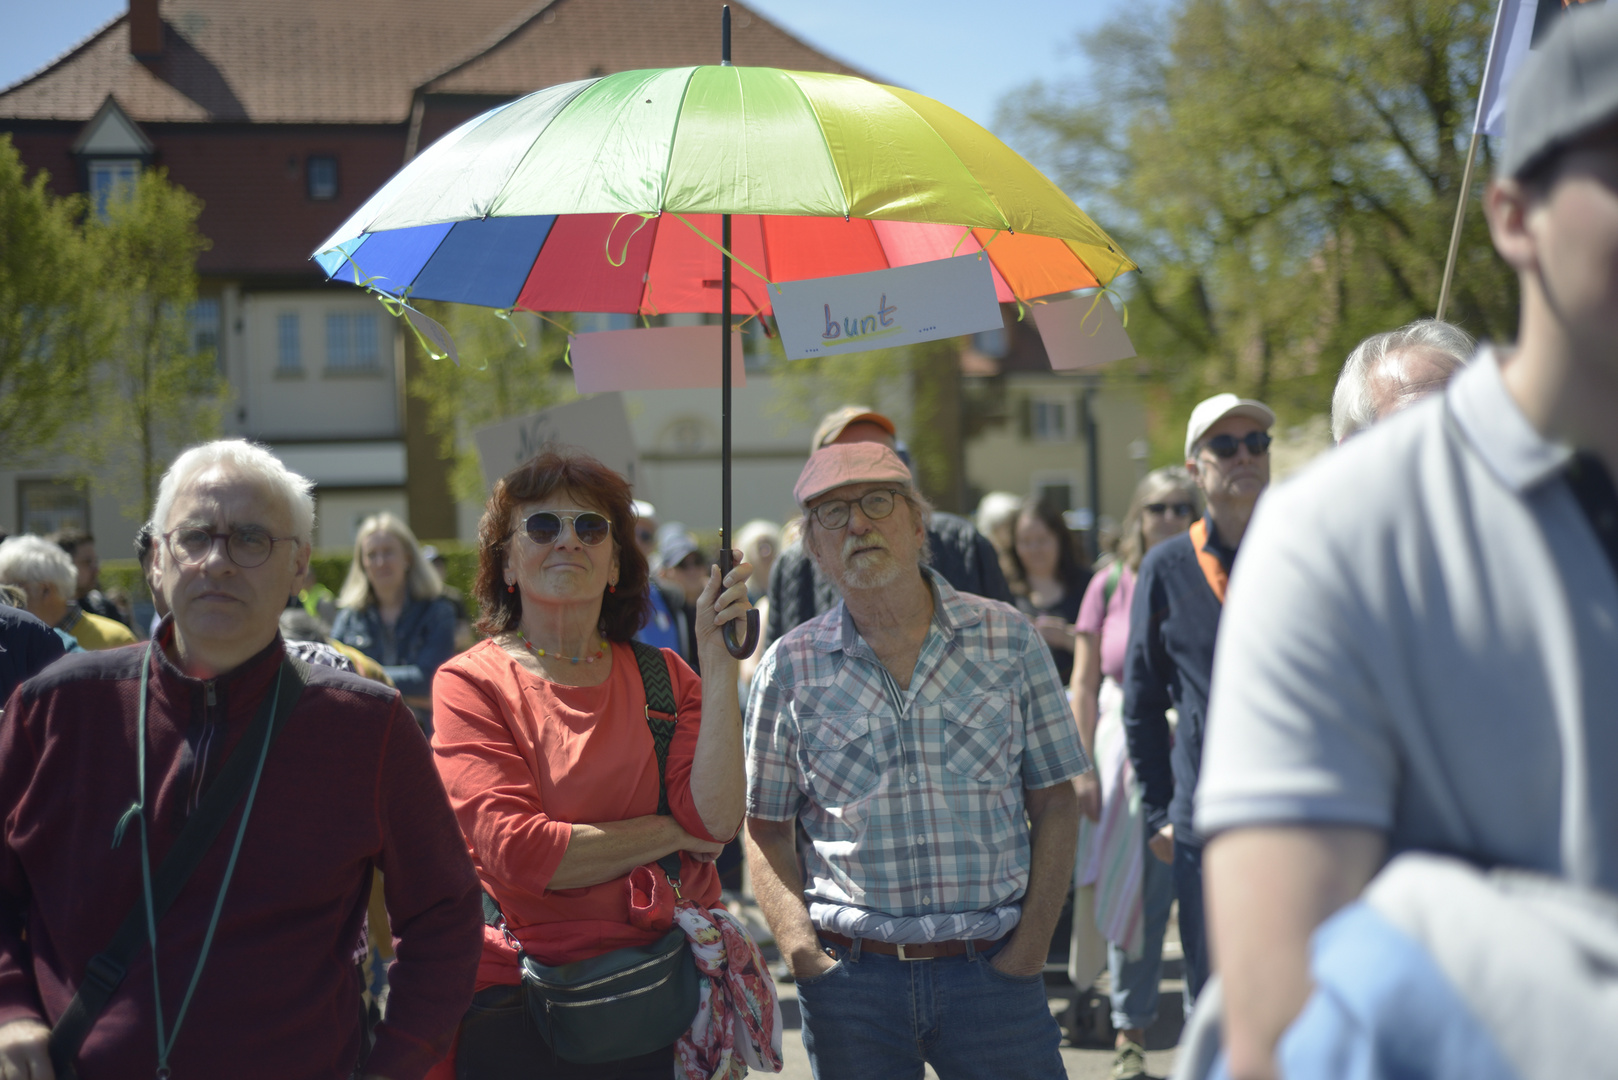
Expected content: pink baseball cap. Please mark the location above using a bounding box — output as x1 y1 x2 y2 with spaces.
793 443 912 506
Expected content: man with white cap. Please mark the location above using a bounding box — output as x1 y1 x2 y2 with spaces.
1198 5 1618 1076
745 442 1089 1080
1120 391 1274 1011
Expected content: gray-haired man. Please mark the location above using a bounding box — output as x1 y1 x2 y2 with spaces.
746 442 1088 1080
1330 319 1474 442
0 439 480 1079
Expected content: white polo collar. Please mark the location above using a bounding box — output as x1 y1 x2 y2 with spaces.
1448 345 1575 494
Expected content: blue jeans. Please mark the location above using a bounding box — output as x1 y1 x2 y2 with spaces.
1174 838 1209 1010
1108 837 1176 1030
795 936 1065 1080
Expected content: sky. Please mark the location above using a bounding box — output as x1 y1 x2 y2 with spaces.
0 0 1107 146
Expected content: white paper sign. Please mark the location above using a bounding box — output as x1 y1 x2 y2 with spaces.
768 254 1004 360
1031 293 1136 370
473 393 639 490
569 325 745 393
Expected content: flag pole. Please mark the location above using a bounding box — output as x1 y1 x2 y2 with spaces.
1436 0 1514 322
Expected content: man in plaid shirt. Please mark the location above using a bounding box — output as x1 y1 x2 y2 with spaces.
745 442 1089 1080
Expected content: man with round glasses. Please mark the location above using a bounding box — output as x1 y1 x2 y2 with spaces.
0 439 481 1079
745 441 1089 1079
1120 391 1274 1011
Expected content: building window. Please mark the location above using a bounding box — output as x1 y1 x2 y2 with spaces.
325 312 381 373
307 156 338 200
88 158 139 218
1030 398 1071 442
277 313 303 373
188 298 220 352
17 479 89 536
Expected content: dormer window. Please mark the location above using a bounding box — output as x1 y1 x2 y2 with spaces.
72 97 153 218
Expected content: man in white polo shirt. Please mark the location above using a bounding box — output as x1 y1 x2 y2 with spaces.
1195 6 1618 1077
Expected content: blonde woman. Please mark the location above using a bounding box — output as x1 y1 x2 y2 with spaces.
332 511 457 731
1069 467 1196 1077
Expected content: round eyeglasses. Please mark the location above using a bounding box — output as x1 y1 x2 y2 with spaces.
808 489 901 531
164 526 295 569
514 511 613 547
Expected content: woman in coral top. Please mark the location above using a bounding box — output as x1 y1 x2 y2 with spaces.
429 451 753 1079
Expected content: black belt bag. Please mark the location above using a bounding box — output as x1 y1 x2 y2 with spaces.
516 918 698 1063
471 641 701 1065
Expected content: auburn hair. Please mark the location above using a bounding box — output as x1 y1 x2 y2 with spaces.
473 450 649 641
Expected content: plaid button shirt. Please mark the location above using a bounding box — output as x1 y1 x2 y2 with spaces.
745 567 1088 919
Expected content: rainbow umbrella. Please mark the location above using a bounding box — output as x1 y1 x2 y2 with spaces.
314 22 1134 655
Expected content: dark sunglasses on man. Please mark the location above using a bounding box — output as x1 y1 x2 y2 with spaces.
1202 431 1272 459
516 511 613 547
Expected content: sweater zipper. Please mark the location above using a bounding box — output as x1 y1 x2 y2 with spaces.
190 678 219 814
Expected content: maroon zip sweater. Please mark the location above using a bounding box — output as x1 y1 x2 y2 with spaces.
0 626 482 1079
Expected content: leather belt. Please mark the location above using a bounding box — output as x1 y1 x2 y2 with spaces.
819 931 1007 961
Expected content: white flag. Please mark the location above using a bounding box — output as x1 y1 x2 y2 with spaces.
1476 0 1607 136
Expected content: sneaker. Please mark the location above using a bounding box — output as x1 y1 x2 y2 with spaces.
1111 1040 1150 1080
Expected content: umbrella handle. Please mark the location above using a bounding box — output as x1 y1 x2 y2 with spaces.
718 546 759 659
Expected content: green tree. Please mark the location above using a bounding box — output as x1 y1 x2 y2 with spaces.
409 303 576 499
88 168 223 515
1000 0 1515 458
0 136 102 465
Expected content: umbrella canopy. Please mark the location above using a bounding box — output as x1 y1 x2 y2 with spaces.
314 65 1135 309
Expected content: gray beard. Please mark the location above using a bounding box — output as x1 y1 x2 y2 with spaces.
823 533 908 592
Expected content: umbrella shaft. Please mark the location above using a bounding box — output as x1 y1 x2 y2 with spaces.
721 212 733 563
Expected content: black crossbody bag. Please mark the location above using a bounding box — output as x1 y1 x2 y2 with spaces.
470 641 701 1066
48 655 309 1078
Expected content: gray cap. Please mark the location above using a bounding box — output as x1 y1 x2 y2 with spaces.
1503 1 1618 179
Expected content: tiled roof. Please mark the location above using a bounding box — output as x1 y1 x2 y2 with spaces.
0 0 870 125
424 0 868 94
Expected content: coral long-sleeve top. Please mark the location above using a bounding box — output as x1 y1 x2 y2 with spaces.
431 639 723 984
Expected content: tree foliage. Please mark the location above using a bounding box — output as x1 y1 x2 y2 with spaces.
408 304 576 500
88 169 223 516
0 136 102 465
1000 0 1515 455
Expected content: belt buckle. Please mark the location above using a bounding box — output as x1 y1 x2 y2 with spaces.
894 943 931 961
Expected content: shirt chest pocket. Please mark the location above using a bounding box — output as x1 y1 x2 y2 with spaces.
935 692 1018 787
798 712 882 806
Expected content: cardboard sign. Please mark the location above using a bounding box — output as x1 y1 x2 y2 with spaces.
768 254 1004 360
569 325 745 393
473 393 639 490
1031 293 1136 370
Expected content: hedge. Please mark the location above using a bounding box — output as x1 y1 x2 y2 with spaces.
101 541 485 624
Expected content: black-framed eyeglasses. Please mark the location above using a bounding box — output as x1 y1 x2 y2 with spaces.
1203 432 1272 459
164 526 296 569
515 511 613 547
1145 502 1196 518
809 489 901 530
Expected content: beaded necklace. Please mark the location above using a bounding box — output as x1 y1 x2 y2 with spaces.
516 628 606 665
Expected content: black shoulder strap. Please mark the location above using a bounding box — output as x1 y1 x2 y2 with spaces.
481 642 683 931
49 655 309 1078
630 640 678 814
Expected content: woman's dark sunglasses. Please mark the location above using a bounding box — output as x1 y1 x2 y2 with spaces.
517 511 613 547
1145 502 1196 518
1204 431 1272 459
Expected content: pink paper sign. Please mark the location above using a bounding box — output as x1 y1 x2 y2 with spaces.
569 325 747 393
1031 294 1137 370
